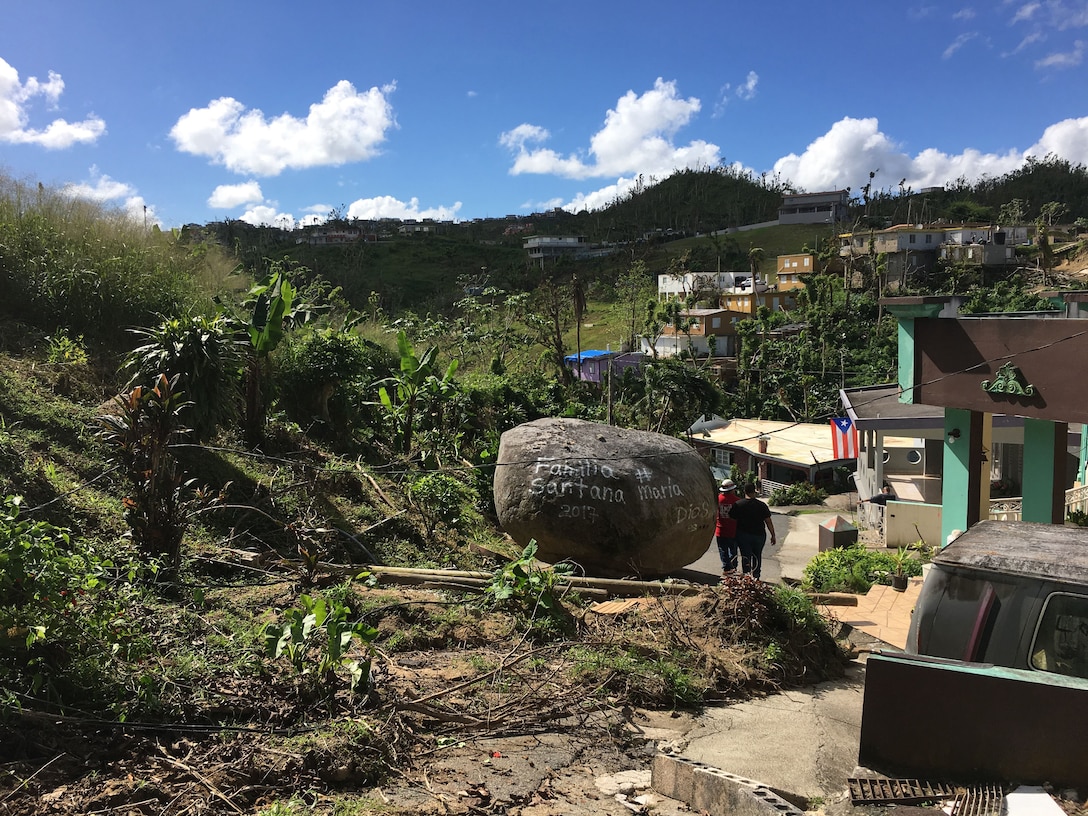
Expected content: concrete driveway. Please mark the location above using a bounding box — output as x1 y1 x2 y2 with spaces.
677 660 868 802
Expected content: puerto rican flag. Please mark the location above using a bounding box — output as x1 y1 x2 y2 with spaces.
830 417 858 459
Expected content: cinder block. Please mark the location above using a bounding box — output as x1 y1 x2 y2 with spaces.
651 753 707 803
652 754 805 816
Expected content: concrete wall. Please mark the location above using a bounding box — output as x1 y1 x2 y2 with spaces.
860 653 1088 789
885 500 942 548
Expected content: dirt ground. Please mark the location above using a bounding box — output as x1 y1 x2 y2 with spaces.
0 581 848 815
0 707 696 815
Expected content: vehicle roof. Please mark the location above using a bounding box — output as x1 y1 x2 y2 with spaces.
935 520 1088 585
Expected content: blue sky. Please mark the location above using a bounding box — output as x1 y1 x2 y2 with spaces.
2 1 1086 230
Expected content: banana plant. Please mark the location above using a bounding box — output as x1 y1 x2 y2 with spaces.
376 330 458 456
240 263 325 446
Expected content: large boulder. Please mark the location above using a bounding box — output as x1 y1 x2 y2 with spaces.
493 417 716 578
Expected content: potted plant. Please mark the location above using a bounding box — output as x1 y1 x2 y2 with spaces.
889 546 913 591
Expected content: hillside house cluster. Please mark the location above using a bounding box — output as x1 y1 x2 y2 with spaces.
839 223 1033 283
643 258 808 360
643 214 1040 364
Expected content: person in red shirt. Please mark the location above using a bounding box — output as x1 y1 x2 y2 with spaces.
715 478 740 577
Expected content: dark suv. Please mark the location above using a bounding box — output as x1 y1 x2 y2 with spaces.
905 519 1088 680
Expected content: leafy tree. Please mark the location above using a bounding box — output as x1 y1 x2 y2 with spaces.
524 279 574 383
1036 221 1055 286
277 328 394 440
616 262 653 352
999 198 1028 224
945 199 994 223
959 279 1053 314
632 358 724 434
642 298 666 359
1039 201 1068 226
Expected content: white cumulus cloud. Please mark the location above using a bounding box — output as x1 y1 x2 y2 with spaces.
1026 115 1088 159
170 80 398 176
771 115 1088 195
346 195 461 221
60 167 157 225
208 181 264 209
239 205 295 229
0 57 105 149
501 78 719 181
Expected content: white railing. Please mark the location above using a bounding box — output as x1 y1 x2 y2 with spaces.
989 498 1022 521
1067 485 1088 517
985 487 1088 522
760 478 787 497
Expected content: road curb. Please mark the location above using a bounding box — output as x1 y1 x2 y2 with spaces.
652 754 806 816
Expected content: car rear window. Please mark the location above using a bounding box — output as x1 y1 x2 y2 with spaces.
1031 593 1088 680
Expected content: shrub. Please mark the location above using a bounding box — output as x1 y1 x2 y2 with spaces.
802 543 923 593
408 471 472 536
277 328 394 440
769 481 827 506
0 494 134 706
97 374 195 577
124 313 246 441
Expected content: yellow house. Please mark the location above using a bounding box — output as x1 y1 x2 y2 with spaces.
719 289 800 314
775 253 814 291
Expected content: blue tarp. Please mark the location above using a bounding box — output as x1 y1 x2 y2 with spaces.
563 349 613 363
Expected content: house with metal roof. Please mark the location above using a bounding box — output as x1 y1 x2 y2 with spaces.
686 415 855 494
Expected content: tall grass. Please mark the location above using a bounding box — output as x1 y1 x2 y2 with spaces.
0 173 235 343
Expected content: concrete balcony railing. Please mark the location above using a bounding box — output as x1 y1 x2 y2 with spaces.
987 485 1088 522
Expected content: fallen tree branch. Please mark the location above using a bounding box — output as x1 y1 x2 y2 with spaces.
155 754 245 814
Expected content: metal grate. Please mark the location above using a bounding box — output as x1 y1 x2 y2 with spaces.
849 777 956 805
951 785 1005 816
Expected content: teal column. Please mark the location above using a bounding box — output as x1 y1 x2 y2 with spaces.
896 319 916 405
1022 418 1067 524
885 302 944 405
941 408 983 545
1080 424 1088 487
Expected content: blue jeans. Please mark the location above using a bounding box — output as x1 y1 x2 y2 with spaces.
716 535 738 573
736 530 767 579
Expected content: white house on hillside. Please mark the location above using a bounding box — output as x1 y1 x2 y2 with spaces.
640 308 740 358
657 271 765 302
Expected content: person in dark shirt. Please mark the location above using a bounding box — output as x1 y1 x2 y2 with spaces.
861 485 895 507
728 483 776 579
